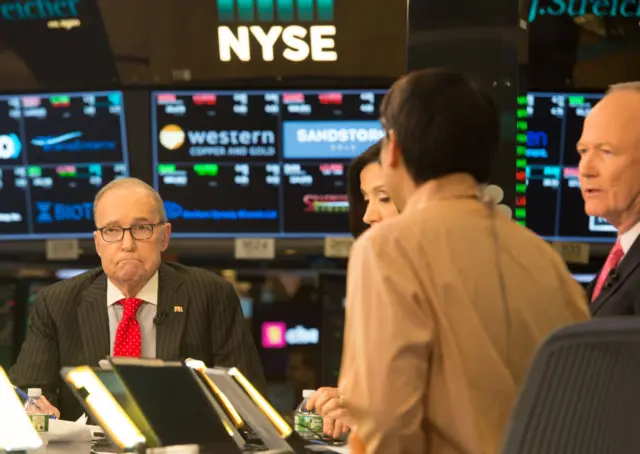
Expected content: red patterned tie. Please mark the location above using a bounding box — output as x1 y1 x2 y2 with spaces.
591 240 624 302
113 298 144 357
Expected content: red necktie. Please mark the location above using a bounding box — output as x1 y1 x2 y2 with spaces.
113 298 144 357
591 240 624 302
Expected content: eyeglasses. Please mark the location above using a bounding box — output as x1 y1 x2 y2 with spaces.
97 223 165 243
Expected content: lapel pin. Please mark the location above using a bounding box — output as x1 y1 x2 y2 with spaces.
173 306 184 313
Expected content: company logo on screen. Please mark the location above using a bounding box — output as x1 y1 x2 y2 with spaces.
31 132 116 152
528 0 640 22
0 0 80 21
525 130 549 159
159 124 186 150
164 201 184 221
283 121 383 160
303 194 348 213
162 200 277 221
261 322 319 349
0 133 22 159
216 0 337 62
35 201 92 223
297 127 383 144
262 322 286 348
159 123 276 158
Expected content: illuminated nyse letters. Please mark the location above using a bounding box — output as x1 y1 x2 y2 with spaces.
217 25 337 62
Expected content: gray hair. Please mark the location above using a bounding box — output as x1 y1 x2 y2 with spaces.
607 81 640 94
93 177 167 224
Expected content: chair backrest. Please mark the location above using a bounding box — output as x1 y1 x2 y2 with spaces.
501 317 640 454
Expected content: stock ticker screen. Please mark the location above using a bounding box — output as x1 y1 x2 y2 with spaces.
525 92 615 242
0 92 128 239
152 90 385 236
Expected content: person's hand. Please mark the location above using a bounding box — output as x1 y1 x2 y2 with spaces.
26 395 60 419
305 387 352 439
41 395 60 419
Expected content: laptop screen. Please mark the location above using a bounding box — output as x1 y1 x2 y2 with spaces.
112 364 242 451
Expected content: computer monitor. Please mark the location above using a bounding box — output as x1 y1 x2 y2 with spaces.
62 365 147 451
110 359 244 451
188 364 309 453
0 90 129 240
0 367 43 451
524 92 615 242
63 360 245 452
151 89 386 237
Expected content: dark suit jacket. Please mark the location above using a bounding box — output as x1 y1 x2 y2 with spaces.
10 262 266 420
589 236 640 316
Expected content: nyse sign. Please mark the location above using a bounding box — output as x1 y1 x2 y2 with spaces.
218 25 337 62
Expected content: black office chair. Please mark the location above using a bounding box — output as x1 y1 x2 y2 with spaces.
501 317 640 454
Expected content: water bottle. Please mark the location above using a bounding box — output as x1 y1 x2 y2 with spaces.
24 388 49 445
293 389 323 440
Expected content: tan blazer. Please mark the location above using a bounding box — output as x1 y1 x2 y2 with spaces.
339 174 590 454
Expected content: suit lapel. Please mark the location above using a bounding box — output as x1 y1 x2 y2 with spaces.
78 273 110 366
593 238 640 314
156 263 188 360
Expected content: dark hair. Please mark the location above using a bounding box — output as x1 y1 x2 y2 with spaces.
347 142 382 238
380 68 499 184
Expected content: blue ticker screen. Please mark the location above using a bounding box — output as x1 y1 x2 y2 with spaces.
0 91 129 240
525 92 615 243
151 89 385 237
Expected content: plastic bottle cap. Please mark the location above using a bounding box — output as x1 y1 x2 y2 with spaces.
302 389 315 398
27 388 42 397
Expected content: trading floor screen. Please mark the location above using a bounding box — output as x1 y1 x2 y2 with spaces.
525 92 615 242
0 91 129 239
152 89 385 237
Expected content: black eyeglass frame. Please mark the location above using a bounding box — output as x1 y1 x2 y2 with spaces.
96 222 166 243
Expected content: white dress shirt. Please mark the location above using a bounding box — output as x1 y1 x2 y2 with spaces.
106 271 159 358
620 220 640 256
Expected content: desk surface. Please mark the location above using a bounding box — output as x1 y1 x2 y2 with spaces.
24 441 346 453
27 442 98 453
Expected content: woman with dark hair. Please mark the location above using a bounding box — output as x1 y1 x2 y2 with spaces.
347 141 399 238
302 142 399 440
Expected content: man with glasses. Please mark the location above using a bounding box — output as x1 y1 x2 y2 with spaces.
10 178 265 420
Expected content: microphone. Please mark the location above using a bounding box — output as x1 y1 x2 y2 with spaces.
153 312 167 326
603 269 619 290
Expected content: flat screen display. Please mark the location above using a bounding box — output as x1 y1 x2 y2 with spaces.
0 91 129 240
525 91 615 242
151 89 385 237
112 364 242 450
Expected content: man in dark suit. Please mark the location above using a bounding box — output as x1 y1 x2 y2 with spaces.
578 82 640 315
10 178 266 419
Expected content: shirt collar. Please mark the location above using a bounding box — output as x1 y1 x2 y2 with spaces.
106 271 159 306
620 220 640 255
404 173 481 214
